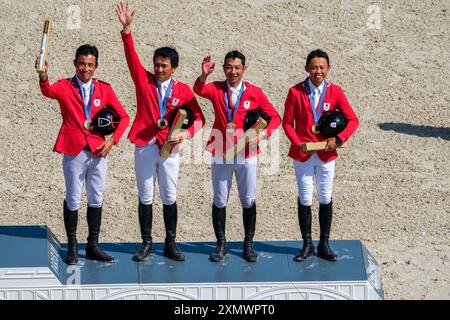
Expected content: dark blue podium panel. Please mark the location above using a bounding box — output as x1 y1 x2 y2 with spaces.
138 241 293 284
0 225 49 268
0 226 383 300
286 240 367 282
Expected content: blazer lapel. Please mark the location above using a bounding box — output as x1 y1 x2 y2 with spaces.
68 77 89 132
234 82 249 119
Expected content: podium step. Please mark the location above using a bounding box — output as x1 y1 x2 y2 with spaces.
0 225 383 300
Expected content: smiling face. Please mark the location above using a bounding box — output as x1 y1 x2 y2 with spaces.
223 57 246 87
73 54 97 83
153 55 177 82
305 57 330 87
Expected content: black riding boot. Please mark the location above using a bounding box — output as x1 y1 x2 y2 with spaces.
243 202 258 262
209 204 228 262
133 201 155 261
317 201 338 261
63 200 78 265
294 199 315 261
163 202 185 261
85 206 115 263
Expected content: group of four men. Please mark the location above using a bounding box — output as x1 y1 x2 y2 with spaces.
36 3 359 266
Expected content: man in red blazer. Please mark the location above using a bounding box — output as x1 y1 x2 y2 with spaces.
36 45 130 265
283 49 359 262
116 2 205 262
194 52 281 263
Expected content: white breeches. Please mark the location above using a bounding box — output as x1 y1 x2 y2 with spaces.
63 150 108 211
293 153 335 206
134 141 180 206
211 155 257 209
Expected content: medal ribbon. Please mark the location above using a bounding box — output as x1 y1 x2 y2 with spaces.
73 76 94 120
223 81 245 123
304 78 327 125
156 77 173 120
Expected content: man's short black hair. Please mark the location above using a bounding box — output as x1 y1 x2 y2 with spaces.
75 44 99 64
154 47 179 68
306 49 330 66
223 50 246 67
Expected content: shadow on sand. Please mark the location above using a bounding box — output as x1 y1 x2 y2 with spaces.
379 123 450 140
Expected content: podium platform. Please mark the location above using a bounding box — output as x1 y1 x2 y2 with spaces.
0 225 383 300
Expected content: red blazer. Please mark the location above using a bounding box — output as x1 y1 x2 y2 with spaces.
121 32 205 147
39 78 130 156
282 79 359 162
194 79 281 158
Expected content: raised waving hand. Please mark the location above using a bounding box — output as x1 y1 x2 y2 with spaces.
116 2 136 33
198 55 215 82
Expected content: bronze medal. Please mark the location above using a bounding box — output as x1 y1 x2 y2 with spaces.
311 124 319 134
84 120 92 130
226 122 236 130
157 118 168 129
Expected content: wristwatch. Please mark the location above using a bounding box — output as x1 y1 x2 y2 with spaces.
335 136 342 146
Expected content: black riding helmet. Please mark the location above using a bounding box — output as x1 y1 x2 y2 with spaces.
244 109 270 131
91 107 119 136
170 105 194 129
317 111 347 138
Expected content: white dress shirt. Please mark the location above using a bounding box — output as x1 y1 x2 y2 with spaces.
308 78 325 110
157 78 172 100
228 80 245 106
75 76 93 109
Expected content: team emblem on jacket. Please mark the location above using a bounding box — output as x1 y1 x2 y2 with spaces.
324 103 330 111
172 98 179 106
94 99 101 107
244 101 251 109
